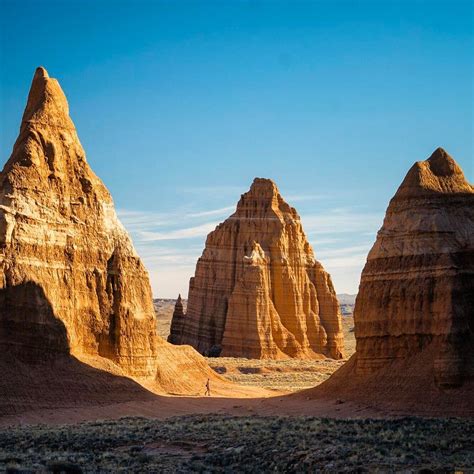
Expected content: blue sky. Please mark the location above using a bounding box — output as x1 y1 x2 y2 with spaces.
1 0 472 297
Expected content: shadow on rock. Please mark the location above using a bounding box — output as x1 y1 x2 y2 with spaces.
0 281 157 416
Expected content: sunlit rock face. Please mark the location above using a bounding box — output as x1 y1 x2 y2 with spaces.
169 178 344 359
354 148 474 387
0 67 221 393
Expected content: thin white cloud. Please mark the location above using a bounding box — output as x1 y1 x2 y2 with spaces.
147 254 198 265
117 205 234 232
187 205 235 218
179 185 244 196
133 245 201 266
316 244 373 259
285 193 327 202
301 209 382 235
320 253 368 269
117 209 171 228
118 203 383 297
138 221 219 241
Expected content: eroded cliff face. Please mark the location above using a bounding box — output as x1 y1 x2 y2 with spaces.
0 67 158 376
0 67 224 394
353 148 474 387
169 178 344 359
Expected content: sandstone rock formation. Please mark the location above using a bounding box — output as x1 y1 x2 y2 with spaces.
353 147 474 387
0 67 227 396
300 148 474 417
168 295 185 344
169 178 344 359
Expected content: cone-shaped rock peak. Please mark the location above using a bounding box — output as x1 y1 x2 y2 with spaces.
233 177 296 219
35 66 49 78
428 147 458 172
245 177 280 199
0 67 226 397
175 294 184 311
395 147 473 198
20 66 73 129
354 148 474 388
169 178 344 359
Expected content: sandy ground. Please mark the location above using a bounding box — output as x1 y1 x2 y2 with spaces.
0 396 355 427
2 332 472 428
1 380 472 428
0 312 390 428
0 389 429 428
0 305 366 427
156 299 356 392
3 300 471 429
206 357 348 392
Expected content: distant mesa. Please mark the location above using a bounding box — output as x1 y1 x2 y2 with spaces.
169 178 344 360
0 67 226 399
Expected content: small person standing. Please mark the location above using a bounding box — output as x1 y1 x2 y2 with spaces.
205 378 211 396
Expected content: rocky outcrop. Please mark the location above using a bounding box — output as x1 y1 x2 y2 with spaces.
168 295 185 344
353 148 474 387
0 67 226 395
169 178 344 359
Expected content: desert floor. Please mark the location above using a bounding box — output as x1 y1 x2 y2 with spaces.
156 299 356 392
2 302 472 471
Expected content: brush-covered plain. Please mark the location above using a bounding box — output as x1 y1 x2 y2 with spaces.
1 415 473 472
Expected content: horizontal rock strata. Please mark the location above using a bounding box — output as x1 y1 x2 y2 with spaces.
169 178 344 359
353 147 474 387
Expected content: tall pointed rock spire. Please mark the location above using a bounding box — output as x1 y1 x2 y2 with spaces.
0 67 225 396
21 66 74 128
168 294 185 344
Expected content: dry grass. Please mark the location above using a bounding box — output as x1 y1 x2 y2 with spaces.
1 415 472 472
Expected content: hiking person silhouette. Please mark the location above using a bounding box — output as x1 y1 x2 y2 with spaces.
205 378 211 396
